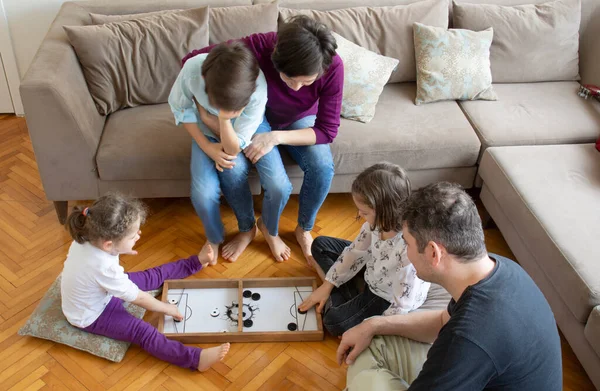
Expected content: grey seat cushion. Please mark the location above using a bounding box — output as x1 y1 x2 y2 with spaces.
479 144 600 323
460 82 600 155
97 84 480 181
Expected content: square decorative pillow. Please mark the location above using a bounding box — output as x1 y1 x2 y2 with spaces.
334 32 399 123
64 7 209 115
413 22 497 105
90 2 279 46
452 0 581 83
18 275 161 362
279 0 449 83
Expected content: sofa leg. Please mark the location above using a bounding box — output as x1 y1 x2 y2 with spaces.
54 201 68 225
480 208 497 229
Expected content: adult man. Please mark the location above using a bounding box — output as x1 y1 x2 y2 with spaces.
338 182 562 390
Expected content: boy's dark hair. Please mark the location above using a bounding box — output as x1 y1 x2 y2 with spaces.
351 162 411 233
202 41 259 111
65 193 147 244
402 182 487 263
272 15 337 78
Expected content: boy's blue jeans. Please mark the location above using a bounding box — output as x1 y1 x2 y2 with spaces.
190 115 334 244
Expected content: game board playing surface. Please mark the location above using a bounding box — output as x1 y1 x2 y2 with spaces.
163 285 319 334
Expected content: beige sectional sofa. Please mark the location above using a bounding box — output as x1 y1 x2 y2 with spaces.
20 0 600 387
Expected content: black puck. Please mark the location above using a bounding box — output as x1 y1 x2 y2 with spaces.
251 293 261 301
298 308 307 314
287 322 297 331
243 319 253 327
243 290 252 298
174 318 181 323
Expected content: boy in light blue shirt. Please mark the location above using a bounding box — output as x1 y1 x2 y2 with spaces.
168 42 292 265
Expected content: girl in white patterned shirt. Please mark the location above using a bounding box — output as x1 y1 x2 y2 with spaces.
299 163 430 336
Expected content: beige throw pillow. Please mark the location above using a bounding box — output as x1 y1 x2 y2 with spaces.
279 0 449 83
452 0 581 83
91 3 279 45
413 23 497 105
65 7 209 115
334 32 399 123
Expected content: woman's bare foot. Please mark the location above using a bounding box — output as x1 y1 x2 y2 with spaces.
295 225 314 264
199 241 219 266
197 343 230 372
257 217 290 262
222 225 257 262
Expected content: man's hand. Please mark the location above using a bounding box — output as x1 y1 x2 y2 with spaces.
164 303 184 321
298 282 334 313
204 142 236 172
336 319 376 366
244 132 278 164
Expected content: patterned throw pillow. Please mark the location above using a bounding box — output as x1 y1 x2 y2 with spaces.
18 275 160 362
413 22 497 105
334 32 399 123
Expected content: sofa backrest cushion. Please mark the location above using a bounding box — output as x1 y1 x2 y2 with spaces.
453 0 581 83
64 7 209 115
90 2 279 45
279 0 449 83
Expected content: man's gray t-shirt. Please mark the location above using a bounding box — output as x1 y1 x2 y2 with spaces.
409 254 562 390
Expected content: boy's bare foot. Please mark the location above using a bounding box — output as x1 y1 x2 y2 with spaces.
258 217 290 262
295 225 314 264
199 241 219 266
197 343 230 372
222 225 257 262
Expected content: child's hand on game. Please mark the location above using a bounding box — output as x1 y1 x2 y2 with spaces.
165 303 183 321
299 282 334 313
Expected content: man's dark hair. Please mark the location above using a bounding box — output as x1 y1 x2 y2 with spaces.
272 15 337 77
402 182 487 263
202 41 259 111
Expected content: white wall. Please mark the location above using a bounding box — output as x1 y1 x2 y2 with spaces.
4 0 67 78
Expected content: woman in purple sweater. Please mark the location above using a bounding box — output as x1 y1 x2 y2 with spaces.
183 16 343 264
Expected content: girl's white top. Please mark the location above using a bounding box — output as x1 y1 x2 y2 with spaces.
326 222 431 315
61 241 140 328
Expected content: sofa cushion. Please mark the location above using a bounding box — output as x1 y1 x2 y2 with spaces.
64 7 209 115
479 144 600 322
90 3 279 45
413 23 496 105
279 0 449 83
459 82 600 153
333 32 399 123
453 0 581 83
585 306 600 357
96 84 480 181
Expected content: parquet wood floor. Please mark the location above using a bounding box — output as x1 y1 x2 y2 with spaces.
0 115 594 390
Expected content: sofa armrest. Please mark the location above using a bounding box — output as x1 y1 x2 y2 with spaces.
20 2 104 201
580 0 600 86
585 305 600 358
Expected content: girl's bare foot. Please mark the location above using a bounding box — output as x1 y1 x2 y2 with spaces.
222 225 257 262
257 217 291 262
295 225 314 264
199 241 219 266
197 343 230 372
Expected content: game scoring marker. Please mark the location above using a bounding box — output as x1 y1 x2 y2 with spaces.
287 323 297 331
243 319 253 327
298 308 307 314
251 293 261 301
210 309 220 317
168 298 178 305
243 290 252 298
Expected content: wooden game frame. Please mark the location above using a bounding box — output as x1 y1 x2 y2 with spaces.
157 277 324 343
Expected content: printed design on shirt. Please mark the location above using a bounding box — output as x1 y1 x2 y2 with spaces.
398 282 411 298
